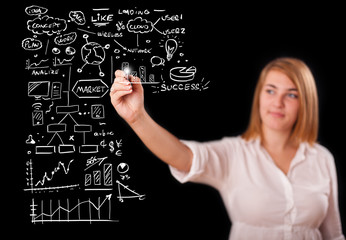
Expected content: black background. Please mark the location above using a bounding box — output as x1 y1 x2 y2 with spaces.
12 0 345 239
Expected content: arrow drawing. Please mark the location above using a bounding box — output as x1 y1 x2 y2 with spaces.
30 194 116 223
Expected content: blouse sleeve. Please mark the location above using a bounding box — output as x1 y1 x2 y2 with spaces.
319 149 345 240
169 137 234 191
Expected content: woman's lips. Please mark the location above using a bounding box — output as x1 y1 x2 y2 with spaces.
269 111 285 118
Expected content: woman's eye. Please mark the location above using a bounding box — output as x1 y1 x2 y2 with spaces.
287 93 298 99
266 89 275 94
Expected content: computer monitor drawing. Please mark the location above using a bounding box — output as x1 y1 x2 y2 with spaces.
28 81 50 98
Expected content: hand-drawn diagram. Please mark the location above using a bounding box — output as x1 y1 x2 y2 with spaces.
30 194 116 223
77 34 110 77
22 5 209 224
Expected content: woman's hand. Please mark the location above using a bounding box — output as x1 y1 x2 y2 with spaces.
109 69 192 172
110 70 144 124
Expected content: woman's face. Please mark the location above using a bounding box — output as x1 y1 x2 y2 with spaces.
259 70 300 133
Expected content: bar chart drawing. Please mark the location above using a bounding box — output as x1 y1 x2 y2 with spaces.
84 163 113 190
30 194 117 223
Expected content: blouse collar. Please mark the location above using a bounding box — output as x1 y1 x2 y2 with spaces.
243 136 318 171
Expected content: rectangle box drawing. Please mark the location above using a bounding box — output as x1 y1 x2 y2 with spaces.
104 163 113 186
79 145 98 154
47 123 67 133
74 124 92 132
56 105 79 114
28 81 50 98
85 174 91 186
58 144 75 154
35 146 56 154
32 110 44 126
91 104 105 119
51 82 62 100
93 170 101 185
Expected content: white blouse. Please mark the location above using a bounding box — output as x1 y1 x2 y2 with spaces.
169 136 344 240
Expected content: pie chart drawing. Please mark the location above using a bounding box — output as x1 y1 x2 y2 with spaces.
117 163 129 174
169 66 197 82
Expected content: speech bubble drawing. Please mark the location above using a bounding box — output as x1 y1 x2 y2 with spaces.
22 38 43 51
69 11 86 25
25 5 48 16
150 56 165 67
126 17 153 34
54 32 77 45
27 15 67 36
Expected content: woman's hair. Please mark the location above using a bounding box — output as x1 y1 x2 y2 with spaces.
242 57 319 145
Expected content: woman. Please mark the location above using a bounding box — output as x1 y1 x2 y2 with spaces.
110 57 344 240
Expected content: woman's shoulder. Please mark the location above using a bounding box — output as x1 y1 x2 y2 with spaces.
309 142 334 160
220 135 254 146
306 142 336 172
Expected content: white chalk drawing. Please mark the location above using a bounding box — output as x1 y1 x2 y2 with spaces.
30 194 117 223
32 110 44 126
35 159 75 186
117 163 129 174
25 5 48 16
77 34 110 77
150 56 165 67
91 104 105 119
26 135 36 144
65 46 76 55
165 39 178 61
25 59 49 70
23 5 209 225
116 180 145 202
28 81 50 98
69 11 86 25
22 38 43 51
84 156 113 190
51 82 62 100
91 8 113 27
24 159 80 193
169 66 197 82
72 79 109 98
54 32 77 46
27 15 67 36
127 17 153 34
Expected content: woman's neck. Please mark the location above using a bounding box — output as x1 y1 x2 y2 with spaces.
261 125 297 152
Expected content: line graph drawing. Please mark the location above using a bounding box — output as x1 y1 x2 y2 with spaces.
30 194 117 223
25 58 49 70
35 159 74 186
24 159 79 193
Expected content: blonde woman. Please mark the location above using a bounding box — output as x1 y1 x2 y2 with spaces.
110 58 344 240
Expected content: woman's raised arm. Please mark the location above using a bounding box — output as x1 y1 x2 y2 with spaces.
110 70 193 172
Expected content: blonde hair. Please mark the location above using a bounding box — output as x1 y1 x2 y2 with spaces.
242 57 319 145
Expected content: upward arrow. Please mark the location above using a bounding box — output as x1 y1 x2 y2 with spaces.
105 194 112 201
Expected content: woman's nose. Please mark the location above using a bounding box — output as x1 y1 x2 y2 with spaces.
273 94 284 108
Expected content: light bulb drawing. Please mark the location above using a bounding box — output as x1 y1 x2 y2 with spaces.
165 39 178 61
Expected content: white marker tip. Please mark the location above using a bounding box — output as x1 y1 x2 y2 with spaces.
124 67 130 75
